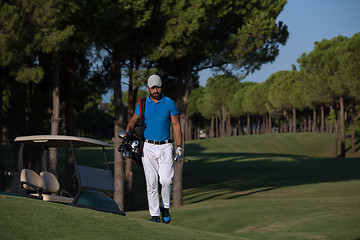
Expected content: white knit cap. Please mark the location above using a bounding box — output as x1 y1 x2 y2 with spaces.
147 75 162 88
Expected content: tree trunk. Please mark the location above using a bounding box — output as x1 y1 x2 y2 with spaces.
329 105 333 133
227 115 231 136
173 156 184 207
232 125 237 136
125 158 133 205
127 69 135 121
65 51 75 194
283 110 287 133
174 112 186 207
127 58 139 122
215 116 219 137
264 113 268 134
221 106 227 137
210 116 215 138
308 110 311 133
173 57 192 207
351 99 356 153
189 118 193 140
339 96 345 158
268 113 272 133
313 109 317 133
333 102 339 158
288 110 292 133
292 107 296 133
320 105 324 133
124 60 140 206
260 115 265 134
247 112 250 135
49 52 60 177
0 67 4 191
112 50 125 211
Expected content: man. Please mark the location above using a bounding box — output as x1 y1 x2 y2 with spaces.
126 74 183 224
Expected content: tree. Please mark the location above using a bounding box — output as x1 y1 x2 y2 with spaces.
40 1 77 177
1 0 290 203
242 83 258 135
267 71 296 132
89 0 156 210
187 86 206 139
151 0 288 206
304 36 352 157
0 0 73 186
336 33 360 153
204 75 240 137
242 82 270 134
199 84 221 138
288 70 312 132
229 82 257 135
298 53 332 134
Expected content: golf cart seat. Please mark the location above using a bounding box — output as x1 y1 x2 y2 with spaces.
21 169 43 193
20 169 73 204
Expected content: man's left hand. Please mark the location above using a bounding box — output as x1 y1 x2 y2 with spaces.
176 145 184 158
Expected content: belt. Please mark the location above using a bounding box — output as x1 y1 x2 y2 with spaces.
145 139 173 145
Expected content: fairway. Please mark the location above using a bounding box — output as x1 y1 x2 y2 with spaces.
1 133 360 239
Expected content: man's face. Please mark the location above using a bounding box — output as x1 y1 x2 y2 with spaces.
148 86 162 100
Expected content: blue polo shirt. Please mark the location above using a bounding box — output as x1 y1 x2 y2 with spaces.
135 95 179 141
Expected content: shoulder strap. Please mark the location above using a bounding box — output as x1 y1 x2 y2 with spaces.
138 98 146 133
141 98 146 116
137 98 142 118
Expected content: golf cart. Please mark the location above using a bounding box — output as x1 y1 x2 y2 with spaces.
11 135 125 216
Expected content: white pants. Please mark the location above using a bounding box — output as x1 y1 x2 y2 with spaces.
142 142 174 217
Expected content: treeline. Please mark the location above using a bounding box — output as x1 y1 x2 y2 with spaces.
0 0 288 142
186 34 360 158
0 1 288 207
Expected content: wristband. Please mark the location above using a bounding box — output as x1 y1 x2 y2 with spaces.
177 145 184 148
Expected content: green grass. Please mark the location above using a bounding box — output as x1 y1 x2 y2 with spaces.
1 133 360 239
0 194 228 240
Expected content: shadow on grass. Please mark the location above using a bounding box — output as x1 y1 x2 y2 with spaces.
181 143 360 204
127 142 360 210
7 139 359 212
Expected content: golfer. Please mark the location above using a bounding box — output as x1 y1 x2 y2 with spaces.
126 74 183 224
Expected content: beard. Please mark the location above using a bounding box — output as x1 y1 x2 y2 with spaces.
150 92 161 100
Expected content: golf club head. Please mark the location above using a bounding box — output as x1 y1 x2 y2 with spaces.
118 129 128 138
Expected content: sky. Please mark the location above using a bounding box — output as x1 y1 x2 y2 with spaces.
102 0 360 102
199 0 360 85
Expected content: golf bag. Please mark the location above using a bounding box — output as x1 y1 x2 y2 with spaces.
118 98 146 168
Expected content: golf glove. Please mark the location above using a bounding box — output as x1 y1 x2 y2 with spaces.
176 145 184 158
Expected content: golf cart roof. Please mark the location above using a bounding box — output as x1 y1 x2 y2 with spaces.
14 135 110 148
